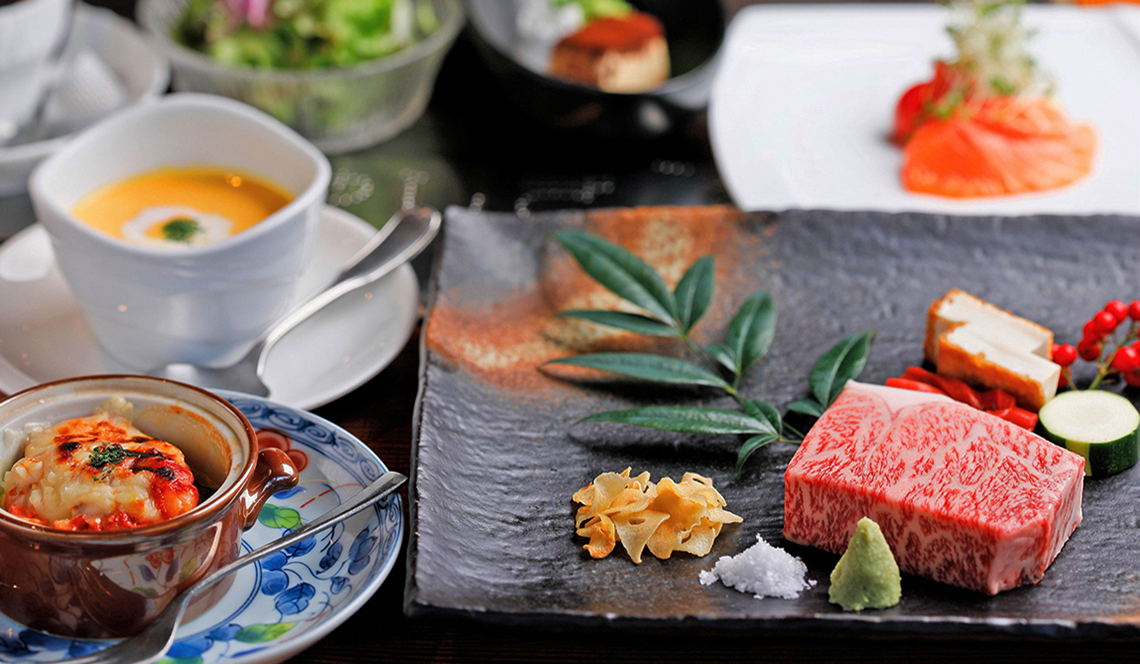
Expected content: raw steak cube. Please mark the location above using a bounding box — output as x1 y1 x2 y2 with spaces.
784 381 1084 595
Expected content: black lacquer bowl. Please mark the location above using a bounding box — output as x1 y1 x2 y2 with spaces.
465 0 726 138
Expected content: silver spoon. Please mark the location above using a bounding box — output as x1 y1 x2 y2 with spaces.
61 470 407 664
151 206 440 395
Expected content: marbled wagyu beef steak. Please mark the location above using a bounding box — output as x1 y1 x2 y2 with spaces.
784 382 1085 595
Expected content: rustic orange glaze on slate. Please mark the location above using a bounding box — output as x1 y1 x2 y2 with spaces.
424 206 760 395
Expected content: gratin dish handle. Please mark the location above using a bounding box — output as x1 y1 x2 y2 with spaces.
239 448 299 530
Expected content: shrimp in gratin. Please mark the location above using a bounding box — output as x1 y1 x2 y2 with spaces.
1 397 198 531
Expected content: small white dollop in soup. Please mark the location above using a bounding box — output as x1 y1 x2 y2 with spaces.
70 167 293 249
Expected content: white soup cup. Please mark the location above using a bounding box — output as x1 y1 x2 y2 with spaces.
29 93 332 370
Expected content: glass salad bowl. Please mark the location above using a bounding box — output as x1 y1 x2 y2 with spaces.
137 0 463 154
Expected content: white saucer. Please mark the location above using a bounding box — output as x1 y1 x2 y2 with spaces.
0 4 169 198
0 206 419 410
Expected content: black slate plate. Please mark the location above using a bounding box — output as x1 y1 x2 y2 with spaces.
406 206 1140 637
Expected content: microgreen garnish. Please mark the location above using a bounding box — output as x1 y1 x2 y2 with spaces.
945 0 1046 99
546 230 874 471
161 218 202 243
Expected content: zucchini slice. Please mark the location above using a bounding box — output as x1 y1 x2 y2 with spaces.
1038 390 1140 477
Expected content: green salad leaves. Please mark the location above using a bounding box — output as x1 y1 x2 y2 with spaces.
174 0 439 69
552 0 633 22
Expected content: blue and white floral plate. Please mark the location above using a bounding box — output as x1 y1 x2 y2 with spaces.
0 392 403 664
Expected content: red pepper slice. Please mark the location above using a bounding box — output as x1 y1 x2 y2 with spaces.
901 366 941 386
886 378 947 395
978 389 1015 412
901 366 983 409
1001 408 1039 431
884 369 1039 431
889 368 1036 430
927 374 983 410
986 405 1012 419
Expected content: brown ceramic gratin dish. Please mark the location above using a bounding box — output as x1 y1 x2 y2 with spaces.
0 375 298 638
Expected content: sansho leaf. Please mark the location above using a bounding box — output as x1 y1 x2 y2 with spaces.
546 353 730 390
785 398 825 418
742 400 783 438
554 230 676 323
737 434 778 473
826 330 875 405
555 310 677 337
579 406 774 435
705 343 737 373
673 255 715 333
808 330 875 407
724 291 776 374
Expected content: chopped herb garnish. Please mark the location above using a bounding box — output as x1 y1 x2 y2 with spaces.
87 443 166 481
161 218 202 243
88 444 127 469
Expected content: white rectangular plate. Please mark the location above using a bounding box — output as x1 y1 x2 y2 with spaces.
710 4 1140 215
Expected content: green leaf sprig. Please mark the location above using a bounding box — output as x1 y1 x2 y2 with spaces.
161 218 203 243
546 230 874 471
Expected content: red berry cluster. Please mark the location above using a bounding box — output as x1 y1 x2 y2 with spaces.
1053 299 1140 389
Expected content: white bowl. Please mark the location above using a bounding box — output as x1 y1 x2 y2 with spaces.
28 93 332 370
0 0 73 135
0 4 170 198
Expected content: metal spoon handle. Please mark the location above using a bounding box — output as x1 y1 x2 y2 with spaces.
194 470 406 597
256 207 440 372
62 471 406 664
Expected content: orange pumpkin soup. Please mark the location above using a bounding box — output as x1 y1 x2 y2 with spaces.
71 167 293 248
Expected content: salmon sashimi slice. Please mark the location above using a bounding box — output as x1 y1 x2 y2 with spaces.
892 1 1098 198
901 96 1096 199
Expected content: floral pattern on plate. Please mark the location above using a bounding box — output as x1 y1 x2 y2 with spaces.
0 392 403 664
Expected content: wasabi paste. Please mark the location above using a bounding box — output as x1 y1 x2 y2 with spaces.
828 517 901 611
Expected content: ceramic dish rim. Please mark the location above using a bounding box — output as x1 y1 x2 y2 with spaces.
0 4 170 163
209 389 405 663
29 92 331 259
0 373 260 545
0 205 420 411
465 0 727 97
0 390 405 663
138 0 465 83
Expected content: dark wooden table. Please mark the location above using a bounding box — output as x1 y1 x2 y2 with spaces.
4 0 1136 661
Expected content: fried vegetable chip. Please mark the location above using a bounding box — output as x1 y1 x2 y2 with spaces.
573 468 742 563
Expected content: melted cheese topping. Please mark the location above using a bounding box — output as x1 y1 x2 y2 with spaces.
1 400 198 531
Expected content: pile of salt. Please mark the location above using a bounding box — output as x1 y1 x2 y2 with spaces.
699 534 815 600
